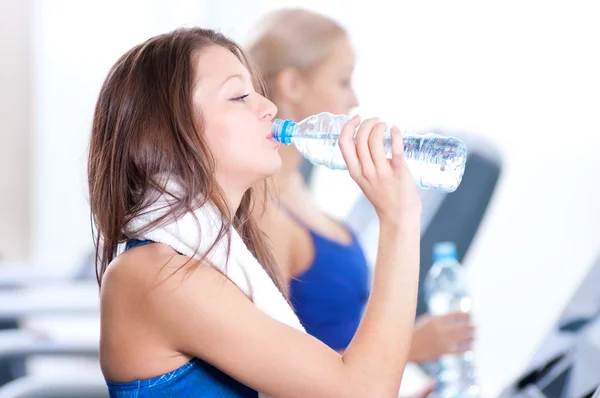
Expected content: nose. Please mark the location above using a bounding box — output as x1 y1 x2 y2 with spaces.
260 96 278 121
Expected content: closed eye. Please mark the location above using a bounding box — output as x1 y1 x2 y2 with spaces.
230 94 250 102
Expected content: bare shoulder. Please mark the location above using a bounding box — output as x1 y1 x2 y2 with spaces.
101 242 181 294
99 242 232 380
100 241 233 305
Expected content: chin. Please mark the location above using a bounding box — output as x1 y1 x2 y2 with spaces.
249 158 282 185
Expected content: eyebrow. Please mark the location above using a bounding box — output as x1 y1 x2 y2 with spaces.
220 73 246 87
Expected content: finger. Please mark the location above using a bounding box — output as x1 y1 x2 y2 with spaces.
450 340 473 354
354 117 380 178
338 115 362 178
368 122 391 173
442 332 474 354
389 126 406 171
445 311 472 324
447 325 475 343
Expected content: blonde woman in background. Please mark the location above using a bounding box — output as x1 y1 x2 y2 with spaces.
247 9 474 393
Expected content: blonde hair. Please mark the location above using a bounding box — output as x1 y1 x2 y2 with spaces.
246 9 347 98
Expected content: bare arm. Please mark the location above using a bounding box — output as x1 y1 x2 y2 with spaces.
338 116 422 395
142 116 422 397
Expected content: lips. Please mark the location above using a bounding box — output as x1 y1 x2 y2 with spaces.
266 123 280 146
267 135 280 146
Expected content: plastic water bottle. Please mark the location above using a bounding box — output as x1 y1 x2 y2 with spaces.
425 242 480 398
271 112 467 192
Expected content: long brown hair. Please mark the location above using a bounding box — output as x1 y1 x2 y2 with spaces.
88 27 286 295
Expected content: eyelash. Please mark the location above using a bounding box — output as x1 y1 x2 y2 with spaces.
231 94 250 102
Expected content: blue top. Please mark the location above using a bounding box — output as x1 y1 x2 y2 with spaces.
288 214 370 351
105 239 258 398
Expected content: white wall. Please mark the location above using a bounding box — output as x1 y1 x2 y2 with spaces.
0 0 31 261
30 0 210 267
21 0 600 396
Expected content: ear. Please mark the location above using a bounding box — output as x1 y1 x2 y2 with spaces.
273 66 306 104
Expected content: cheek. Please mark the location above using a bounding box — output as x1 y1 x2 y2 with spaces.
307 84 350 115
204 114 258 161
203 115 236 161
203 131 227 163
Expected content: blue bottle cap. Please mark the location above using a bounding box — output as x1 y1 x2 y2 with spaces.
433 242 458 263
271 119 296 145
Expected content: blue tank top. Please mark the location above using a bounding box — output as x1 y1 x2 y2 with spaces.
288 213 370 351
105 239 258 398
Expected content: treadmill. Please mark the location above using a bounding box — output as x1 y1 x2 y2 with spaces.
500 254 600 398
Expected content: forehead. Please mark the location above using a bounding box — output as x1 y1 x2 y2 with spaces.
194 45 251 87
316 39 355 75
